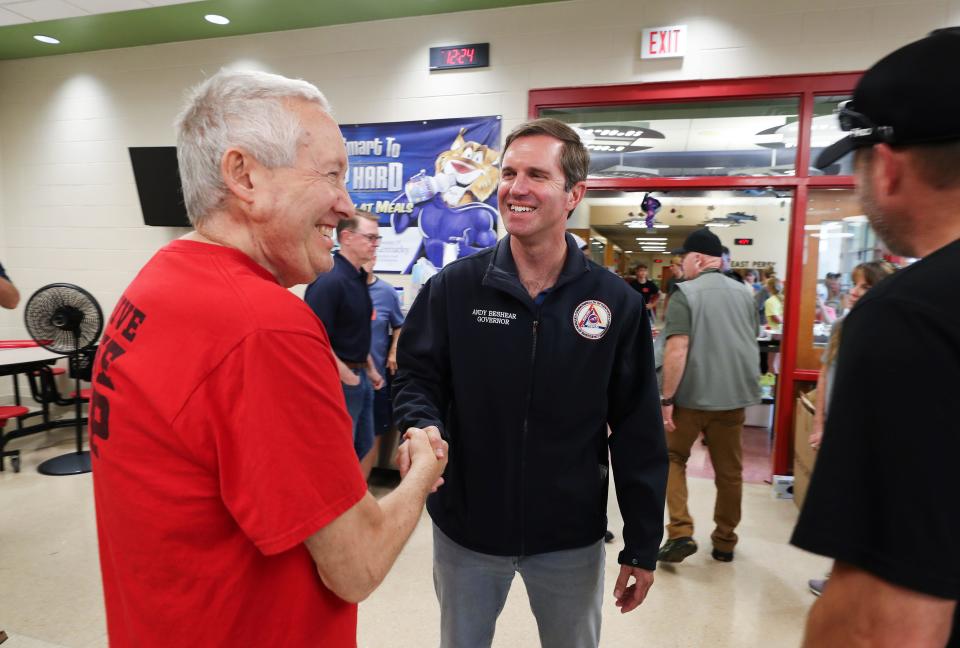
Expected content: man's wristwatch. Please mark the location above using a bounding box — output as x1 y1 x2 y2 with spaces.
660 396 675 407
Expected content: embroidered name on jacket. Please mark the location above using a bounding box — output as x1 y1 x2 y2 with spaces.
472 308 517 326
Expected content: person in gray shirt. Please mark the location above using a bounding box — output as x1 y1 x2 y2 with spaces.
656 228 760 564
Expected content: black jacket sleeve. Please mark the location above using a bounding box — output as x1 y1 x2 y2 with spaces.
392 275 451 436
608 306 668 570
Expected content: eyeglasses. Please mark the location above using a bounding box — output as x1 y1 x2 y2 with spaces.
836 100 895 143
350 232 382 244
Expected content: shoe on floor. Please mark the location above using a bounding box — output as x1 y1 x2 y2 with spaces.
604 530 615 543
808 578 827 596
657 537 698 563
711 548 734 562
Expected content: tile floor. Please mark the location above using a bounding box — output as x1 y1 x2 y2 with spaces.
0 428 830 648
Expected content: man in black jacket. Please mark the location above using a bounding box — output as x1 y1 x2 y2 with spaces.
393 118 667 648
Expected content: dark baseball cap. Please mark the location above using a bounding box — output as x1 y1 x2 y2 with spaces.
816 28 960 169
672 228 723 257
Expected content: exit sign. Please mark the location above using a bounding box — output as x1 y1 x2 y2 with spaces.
641 25 687 59
734 238 754 246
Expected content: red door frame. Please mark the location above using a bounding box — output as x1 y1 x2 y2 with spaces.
529 72 860 477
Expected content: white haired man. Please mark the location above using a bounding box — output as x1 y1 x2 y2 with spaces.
657 228 760 565
89 70 447 647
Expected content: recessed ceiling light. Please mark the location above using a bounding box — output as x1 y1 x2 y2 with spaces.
34 35 60 44
205 14 230 25
812 232 855 239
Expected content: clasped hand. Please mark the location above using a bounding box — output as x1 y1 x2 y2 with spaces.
395 425 447 492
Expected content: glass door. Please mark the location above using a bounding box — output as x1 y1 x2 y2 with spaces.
533 72 862 477
579 187 793 481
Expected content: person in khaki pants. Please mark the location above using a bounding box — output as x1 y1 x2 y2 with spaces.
657 228 760 563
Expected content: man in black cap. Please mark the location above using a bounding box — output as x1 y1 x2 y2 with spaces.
792 29 960 646
656 228 760 564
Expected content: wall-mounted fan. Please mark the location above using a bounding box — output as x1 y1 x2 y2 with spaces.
23 283 103 475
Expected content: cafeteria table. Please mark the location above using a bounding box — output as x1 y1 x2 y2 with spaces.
0 343 81 472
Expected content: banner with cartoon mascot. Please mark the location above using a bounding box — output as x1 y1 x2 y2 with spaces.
341 116 501 274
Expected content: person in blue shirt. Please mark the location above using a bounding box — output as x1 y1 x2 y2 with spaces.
360 257 405 479
304 212 384 462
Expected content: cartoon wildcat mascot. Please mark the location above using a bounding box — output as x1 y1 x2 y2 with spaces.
393 128 500 269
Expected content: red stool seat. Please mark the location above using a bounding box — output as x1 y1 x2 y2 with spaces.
0 405 29 472
69 388 92 400
0 405 30 427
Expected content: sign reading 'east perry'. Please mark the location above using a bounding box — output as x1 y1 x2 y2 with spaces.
641 25 687 59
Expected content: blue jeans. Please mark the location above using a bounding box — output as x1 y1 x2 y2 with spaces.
342 369 375 460
432 524 605 648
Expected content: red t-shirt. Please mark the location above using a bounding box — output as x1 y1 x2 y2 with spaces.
90 240 366 646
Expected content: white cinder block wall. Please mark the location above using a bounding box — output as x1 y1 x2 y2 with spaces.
0 0 954 371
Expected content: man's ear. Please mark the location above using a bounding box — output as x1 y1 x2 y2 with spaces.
872 143 903 201
220 147 257 206
566 180 588 212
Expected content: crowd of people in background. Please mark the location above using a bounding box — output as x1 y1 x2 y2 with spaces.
2 26 956 648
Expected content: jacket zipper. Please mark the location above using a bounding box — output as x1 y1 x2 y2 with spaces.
520 315 540 556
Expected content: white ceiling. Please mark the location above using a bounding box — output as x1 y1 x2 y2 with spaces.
0 0 200 26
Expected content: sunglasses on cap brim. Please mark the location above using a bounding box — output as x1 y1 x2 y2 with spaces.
836 100 896 144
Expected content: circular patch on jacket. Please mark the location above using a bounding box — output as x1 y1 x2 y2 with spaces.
572 300 612 340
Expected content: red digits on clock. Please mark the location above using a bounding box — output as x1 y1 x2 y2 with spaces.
442 47 478 67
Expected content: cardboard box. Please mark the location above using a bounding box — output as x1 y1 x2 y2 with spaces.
793 390 817 510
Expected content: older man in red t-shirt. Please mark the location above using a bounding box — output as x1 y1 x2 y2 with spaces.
90 70 447 647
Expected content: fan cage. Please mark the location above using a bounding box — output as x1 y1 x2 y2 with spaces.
24 283 104 354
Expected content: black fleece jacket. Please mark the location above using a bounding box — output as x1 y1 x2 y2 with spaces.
393 234 667 569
